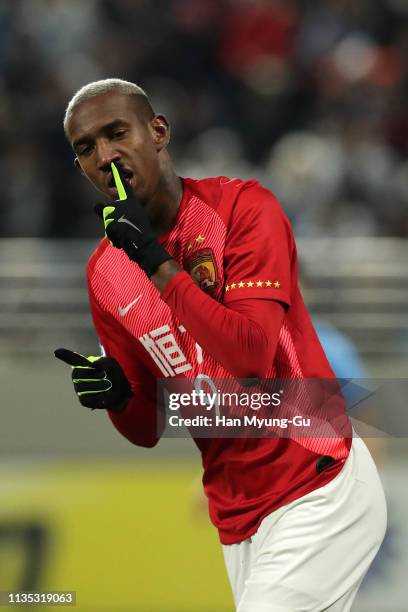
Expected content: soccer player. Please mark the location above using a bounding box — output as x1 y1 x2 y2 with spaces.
55 79 386 611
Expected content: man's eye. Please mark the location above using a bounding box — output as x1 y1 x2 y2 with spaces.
112 130 127 139
79 145 93 156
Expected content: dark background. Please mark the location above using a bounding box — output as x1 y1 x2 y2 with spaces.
1 0 407 238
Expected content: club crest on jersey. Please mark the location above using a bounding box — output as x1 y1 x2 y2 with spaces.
185 248 219 295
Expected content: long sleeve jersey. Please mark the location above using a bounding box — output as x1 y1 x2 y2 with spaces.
87 176 351 544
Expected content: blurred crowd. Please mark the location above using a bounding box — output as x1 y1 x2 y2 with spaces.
1 0 408 238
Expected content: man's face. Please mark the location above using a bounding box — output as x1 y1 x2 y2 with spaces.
67 92 167 202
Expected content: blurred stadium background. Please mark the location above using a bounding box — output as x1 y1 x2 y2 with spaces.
1 1 407 610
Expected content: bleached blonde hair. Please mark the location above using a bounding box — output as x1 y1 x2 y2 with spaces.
63 78 154 137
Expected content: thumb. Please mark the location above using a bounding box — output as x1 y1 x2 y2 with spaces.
54 348 94 368
94 203 105 219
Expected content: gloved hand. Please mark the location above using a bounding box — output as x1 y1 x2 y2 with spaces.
94 162 172 277
54 348 132 411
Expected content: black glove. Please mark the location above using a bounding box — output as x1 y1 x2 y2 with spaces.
54 348 132 411
94 162 172 277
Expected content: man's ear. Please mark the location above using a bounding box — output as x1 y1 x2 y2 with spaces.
73 157 85 175
150 115 170 151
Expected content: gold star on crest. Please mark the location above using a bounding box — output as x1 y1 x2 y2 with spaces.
195 235 205 245
187 242 193 252
247 281 254 287
230 282 236 289
265 280 272 287
274 281 281 288
225 285 230 292
256 280 263 287
238 281 245 288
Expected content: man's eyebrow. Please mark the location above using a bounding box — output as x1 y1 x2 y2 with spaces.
72 119 130 150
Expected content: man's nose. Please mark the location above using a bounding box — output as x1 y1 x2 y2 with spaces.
95 140 121 171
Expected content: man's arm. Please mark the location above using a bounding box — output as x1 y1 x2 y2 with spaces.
149 184 292 378
107 371 164 449
157 271 286 378
89 289 165 448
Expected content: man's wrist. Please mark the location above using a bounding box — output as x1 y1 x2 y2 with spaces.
108 396 130 413
151 259 182 293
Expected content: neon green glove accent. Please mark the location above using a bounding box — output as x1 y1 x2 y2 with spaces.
54 348 132 410
103 206 116 230
111 161 128 201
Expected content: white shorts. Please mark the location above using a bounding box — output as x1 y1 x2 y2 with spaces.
222 437 387 612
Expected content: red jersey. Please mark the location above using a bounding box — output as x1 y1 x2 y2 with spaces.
87 177 351 544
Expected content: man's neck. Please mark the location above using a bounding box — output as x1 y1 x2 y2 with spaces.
148 162 183 235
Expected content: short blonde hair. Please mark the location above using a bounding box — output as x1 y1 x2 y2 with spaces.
63 78 153 137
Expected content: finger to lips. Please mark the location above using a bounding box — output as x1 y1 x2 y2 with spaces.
111 161 128 201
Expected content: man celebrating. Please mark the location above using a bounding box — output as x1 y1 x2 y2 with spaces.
55 79 386 611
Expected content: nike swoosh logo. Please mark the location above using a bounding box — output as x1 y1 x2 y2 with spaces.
118 295 142 317
118 215 142 232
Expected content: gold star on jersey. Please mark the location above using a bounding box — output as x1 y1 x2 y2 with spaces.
225 280 281 292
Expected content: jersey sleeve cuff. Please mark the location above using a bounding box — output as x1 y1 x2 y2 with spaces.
160 270 193 302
